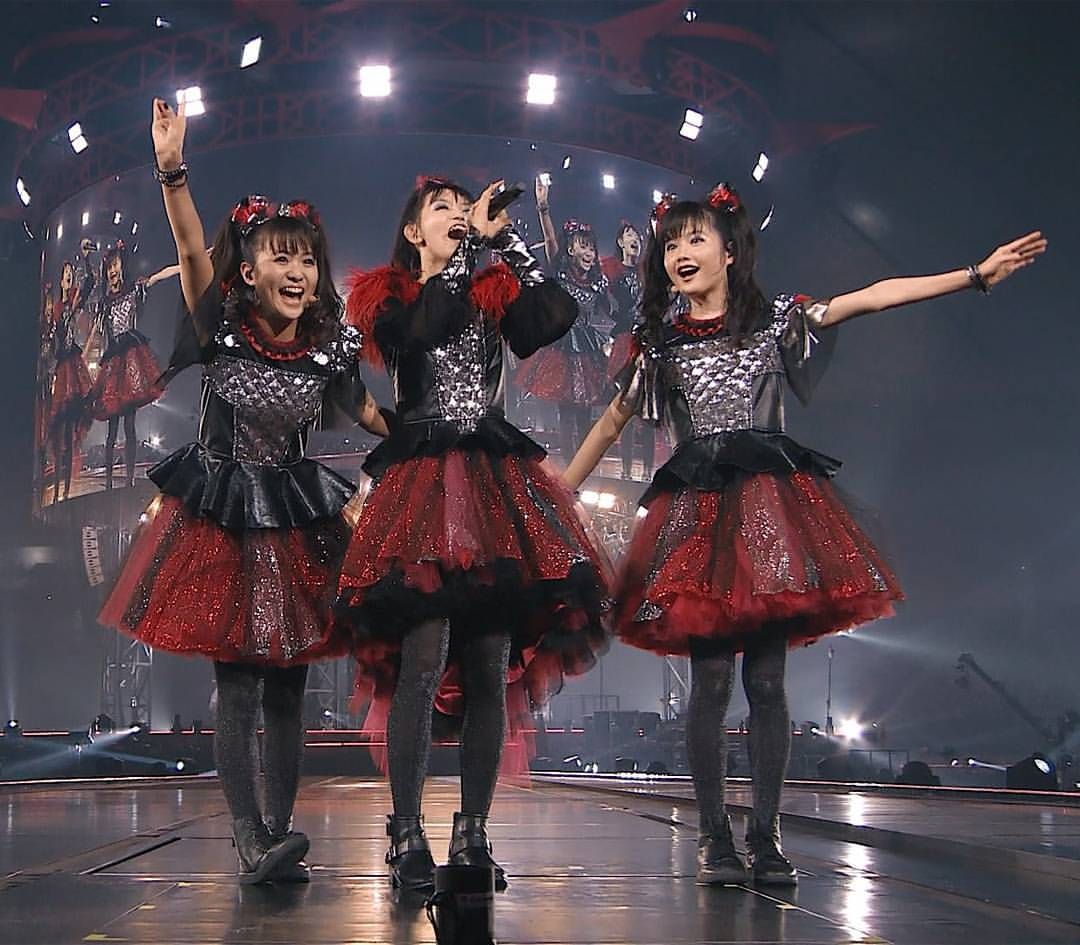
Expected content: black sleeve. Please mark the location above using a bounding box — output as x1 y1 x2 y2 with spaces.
500 281 579 360
779 296 837 406
321 361 369 430
372 279 474 357
159 282 221 386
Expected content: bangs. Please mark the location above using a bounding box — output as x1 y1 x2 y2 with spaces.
654 202 717 245
570 231 597 250
249 217 317 258
423 183 473 209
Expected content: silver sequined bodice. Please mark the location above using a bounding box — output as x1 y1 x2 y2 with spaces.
204 356 327 464
428 315 488 433
101 286 143 342
664 299 791 440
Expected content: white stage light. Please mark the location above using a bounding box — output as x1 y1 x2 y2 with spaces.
562 155 572 169
68 122 89 153
56 223 63 240
596 492 616 510
526 73 557 105
358 65 391 98
679 108 703 140
81 211 90 227
131 221 138 235
752 151 770 182
602 173 615 190
580 490 599 506
651 189 663 204
760 204 774 231
684 8 698 21
240 36 262 69
113 211 122 225
176 86 205 117
839 718 864 741
16 178 30 207
155 16 171 29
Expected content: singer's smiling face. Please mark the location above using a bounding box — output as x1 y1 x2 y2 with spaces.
567 233 597 275
405 188 472 272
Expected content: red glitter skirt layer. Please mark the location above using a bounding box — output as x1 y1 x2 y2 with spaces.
339 449 610 713
91 331 163 420
99 495 352 666
516 347 608 405
615 471 902 655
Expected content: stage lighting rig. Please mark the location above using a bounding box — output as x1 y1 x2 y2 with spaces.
602 173 615 190
240 36 262 69
526 73 557 105
358 65 391 98
679 109 703 140
752 152 769 181
16 178 30 207
176 87 205 117
68 123 89 154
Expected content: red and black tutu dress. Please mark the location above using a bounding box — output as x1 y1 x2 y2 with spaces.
48 297 93 448
99 283 370 666
613 295 903 655
339 227 609 746
90 282 163 420
516 265 611 405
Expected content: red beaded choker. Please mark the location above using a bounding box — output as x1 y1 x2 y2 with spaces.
676 311 726 337
240 311 312 361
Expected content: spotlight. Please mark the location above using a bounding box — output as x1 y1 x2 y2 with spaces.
684 8 698 21
602 173 616 190
56 222 64 240
752 152 770 182
131 221 138 235
176 86 205 117
16 177 30 206
155 16 171 29
679 108 703 140
838 717 864 740
538 172 552 187
148 434 162 448
112 211 122 225
596 491 616 510
81 211 90 227
5 719 20 736
22 221 34 241
526 73 557 106
1006 753 1059 791
358 64 391 98
636 506 648 518
174 759 186 772
760 204 775 231
651 189 663 204
91 15 99 24
68 122 89 154
240 36 262 69
562 155 572 170
580 490 599 506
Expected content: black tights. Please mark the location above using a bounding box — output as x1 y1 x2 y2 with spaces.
52 419 76 503
558 404 592 462
213 661 308 832
387 618 511 817
105 411 137 489
687 630 790 835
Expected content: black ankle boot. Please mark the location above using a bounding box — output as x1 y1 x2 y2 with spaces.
696 814 748 885
265 816 311 884
232 816 308 885
746 816 797 886
386 814 435 891
448 812 507 891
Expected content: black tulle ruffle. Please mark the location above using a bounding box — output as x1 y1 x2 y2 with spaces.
150 442 355 530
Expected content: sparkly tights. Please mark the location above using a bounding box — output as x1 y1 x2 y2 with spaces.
105 411 137 489
213 661 308 831
387 619 511 817
687 630 790 835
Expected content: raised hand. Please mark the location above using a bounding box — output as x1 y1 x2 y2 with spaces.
151 97 187 169
470 179 511 239
535 174 550 208
977 231 1047 288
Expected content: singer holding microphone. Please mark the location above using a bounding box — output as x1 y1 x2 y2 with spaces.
338 176 609 893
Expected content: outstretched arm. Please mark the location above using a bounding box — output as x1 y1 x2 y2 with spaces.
821 231 1047 327
535 176 559 266
145 263 181 288
151 98 213 316
563 393 635 490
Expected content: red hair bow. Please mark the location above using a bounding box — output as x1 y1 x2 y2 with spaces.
230 195 319 237
563 218 592 237
707 182 741 213
415 175 448 191
650 193 678 232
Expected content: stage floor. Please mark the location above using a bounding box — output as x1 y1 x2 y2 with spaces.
2 775 1079 944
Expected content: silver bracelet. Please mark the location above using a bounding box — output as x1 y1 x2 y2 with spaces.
966 264 990 295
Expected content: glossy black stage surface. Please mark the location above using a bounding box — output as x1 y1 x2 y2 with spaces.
2 774 1079 944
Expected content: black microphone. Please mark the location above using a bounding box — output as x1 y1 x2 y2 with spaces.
488 182 525 220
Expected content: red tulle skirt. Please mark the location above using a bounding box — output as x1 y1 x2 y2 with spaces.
340 449 610 754
615 472 902 655
49 350 92 429
91 338 163 420
100 495 352 666
517 348 608 405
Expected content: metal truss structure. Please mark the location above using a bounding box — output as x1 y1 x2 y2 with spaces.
16 3 781 221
